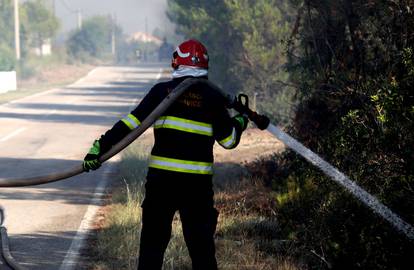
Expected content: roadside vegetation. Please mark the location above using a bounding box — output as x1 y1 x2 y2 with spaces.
88 131 302 270
167 0 414 269
66 15 171 65
0 0 59 72
89 137 150 270
0 0 94 103
66 15 122 64
0 51 93 104
167 0 296 126
88 1 412 269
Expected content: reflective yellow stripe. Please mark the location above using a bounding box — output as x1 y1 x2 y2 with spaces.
149 155 213 175
218 128 237 149
154 116 213 136
121 114 141 130
159 116 211 127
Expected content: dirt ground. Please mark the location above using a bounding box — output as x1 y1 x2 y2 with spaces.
214 128 283 163
213 128 284 186
19 63 94 88
0 64 94 105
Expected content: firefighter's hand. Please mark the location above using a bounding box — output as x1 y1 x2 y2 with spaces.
233 114 249 131
83 140 102 172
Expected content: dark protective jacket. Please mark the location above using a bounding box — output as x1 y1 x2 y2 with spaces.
98 76 244 176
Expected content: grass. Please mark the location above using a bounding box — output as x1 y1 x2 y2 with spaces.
90 139 150 270
0 53 93 104
88 134 303 270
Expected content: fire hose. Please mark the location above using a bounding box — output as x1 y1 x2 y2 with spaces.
1 207 27 270
0 77 201 269
0 78 200 187
0 77 413 268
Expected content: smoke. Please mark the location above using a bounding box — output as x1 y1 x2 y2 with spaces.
56 0 171 35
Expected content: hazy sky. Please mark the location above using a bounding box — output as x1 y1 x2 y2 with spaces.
55 0 172 35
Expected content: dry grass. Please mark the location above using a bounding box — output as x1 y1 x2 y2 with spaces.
91 201 142 269
89 137 150 270
88 130 302 269
0 61 93 104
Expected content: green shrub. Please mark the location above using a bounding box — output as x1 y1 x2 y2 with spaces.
0 44 15 71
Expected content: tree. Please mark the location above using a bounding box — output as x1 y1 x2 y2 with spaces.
0 0 15 70
168 0 414 268
277 0 414 268
20 0 59 54
0 0 59 67
167 0 237 90
0 0 14 49
167 0 295 124
224 0 294 124
0 44 15 71
67 15 121 61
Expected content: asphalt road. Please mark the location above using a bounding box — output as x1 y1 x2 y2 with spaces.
0 63 167 269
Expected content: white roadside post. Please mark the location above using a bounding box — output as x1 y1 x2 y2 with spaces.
0 71 17 94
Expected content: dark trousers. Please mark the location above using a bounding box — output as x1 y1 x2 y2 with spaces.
137 172 218 270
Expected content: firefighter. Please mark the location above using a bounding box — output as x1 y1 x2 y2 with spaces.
83 39 248 270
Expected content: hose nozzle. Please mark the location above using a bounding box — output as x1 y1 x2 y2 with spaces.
231 94 270 130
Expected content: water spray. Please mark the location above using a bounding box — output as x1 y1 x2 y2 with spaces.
224 91 414 241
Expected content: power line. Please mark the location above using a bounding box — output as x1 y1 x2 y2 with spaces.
59 0 76 13
59 0 82 30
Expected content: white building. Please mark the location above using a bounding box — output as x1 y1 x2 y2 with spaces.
33 39 52 56
128 32 162 45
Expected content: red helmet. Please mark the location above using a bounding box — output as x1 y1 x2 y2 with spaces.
172 39 209 69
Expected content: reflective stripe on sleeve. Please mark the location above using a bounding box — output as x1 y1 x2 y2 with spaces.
121 113 141 130
218 128 237 149
154 116 213 136
149 155 213 175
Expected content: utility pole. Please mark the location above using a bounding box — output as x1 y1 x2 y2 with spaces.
144 17 148 62
52 0 55 15
77 9 82 30
14 0 20 60
111 13 116 56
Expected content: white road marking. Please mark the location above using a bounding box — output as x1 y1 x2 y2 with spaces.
60 67 165 269
64 98 78 105
7 88 59 105
44 109 57 117
58 165 114 270
3 68 99 107
67 68 99 86
0 128 26 142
